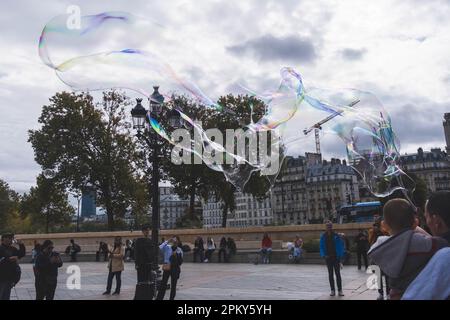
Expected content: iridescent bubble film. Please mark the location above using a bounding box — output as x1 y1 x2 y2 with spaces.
39 11 411 197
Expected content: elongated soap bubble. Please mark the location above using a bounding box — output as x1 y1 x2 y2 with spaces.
38 11 411 197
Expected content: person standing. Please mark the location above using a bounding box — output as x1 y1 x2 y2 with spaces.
156 237 183 300
204 237 216 262
134 225 155 284
218 237 228 263
320 221 345 297
35 240 63 300
355 229 369 270
193 236 204 263
0 233 25 300
103 237 124 295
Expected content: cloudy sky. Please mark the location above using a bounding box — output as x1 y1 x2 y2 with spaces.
1 0 449 193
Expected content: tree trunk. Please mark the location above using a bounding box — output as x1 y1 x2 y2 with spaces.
189 182 196 219
221 202 228 228
46 205 50 234
105 191 114 231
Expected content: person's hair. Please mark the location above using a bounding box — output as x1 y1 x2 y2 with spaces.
70 239 74 243
426 191 450 228
383 198 416 233
141 224 151 231
42 240 53 249
1 233 14 240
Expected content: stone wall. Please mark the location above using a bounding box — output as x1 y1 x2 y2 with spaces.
15 223 372 251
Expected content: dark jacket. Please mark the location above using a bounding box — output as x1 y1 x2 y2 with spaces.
368 229 449 299
355 231 369 251
0 243 25 282
194 238 204 251
227 239 236 254
170 247 183 279
134 237 155 266
35 251 63 278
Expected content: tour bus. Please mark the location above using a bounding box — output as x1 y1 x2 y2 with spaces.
336 201 382 223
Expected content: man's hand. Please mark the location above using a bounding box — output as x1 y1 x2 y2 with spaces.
9 256 19 263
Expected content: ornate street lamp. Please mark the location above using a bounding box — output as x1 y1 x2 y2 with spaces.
131 98 147 131
131 86 181 298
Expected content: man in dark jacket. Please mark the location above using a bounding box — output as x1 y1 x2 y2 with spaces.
35 240 63 300
0 233 25 300
355 229 369 270
134 224 156 283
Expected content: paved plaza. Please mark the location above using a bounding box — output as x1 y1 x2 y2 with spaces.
11 262 378 300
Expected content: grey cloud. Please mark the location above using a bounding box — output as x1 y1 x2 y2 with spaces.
227 35 317 63
341 48 367 61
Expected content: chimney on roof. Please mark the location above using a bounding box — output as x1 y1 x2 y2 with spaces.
418 147 424 159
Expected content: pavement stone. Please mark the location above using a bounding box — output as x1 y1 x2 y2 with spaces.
11 262 378 300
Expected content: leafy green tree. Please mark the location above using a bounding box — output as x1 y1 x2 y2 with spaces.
20 174 74 233
0 179 20 233
164 94 272 227
29 91 140 230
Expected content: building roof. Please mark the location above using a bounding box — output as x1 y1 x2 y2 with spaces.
306 163 355 177
400 148 449 164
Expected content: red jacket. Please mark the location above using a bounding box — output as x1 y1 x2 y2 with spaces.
262 237 272 248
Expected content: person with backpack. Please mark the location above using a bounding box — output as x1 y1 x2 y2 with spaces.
156 236 183 300
0 233 25 300
35 240 63 300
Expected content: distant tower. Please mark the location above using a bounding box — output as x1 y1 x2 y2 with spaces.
444 113 450 155
81 185 96 218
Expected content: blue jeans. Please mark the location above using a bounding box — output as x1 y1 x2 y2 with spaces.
0 281 12 300
260 248 272 264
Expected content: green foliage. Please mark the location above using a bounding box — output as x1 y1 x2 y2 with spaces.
0 179 20 233
175 208 203 229
164 94 272 227
20 174 74 233
28 91 143 230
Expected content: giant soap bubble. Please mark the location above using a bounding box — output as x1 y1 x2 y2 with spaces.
39 11 412 197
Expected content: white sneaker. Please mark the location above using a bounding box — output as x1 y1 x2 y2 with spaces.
330 290 336 296
204 259 208 263
338 291 345 296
